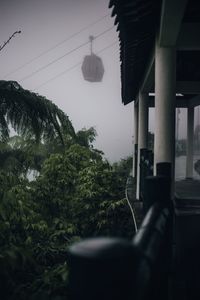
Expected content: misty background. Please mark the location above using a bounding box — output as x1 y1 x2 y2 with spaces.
0 0 199 163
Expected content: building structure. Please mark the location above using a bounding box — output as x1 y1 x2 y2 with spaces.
109 0 200 198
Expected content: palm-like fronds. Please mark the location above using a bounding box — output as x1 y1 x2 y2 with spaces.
0 136 50 177
0 80 75 144
0 147 29 177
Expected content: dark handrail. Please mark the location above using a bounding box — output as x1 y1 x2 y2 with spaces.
133 202 172 300
67 171 173 300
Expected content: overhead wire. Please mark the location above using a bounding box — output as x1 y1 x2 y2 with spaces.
19 26 114 83
34 40 118 90
4 14 110 78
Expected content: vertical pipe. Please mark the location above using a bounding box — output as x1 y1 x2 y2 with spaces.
136 92 149 199
154 42 176 183
133 103 138 178
186 106 194 178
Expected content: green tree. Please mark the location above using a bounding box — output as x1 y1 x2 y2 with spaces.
0 129 134 298
76 126 97 148
112 155 133 186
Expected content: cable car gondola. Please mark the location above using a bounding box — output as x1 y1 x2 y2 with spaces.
81 36 104 82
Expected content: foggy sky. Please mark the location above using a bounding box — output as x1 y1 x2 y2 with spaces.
0 0 195 162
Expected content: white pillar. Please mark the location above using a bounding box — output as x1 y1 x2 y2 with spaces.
136 92 148 199
186 107 194 178
154 42 176 179
133 103 138 178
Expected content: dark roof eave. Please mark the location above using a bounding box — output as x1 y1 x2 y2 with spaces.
109 0 162 105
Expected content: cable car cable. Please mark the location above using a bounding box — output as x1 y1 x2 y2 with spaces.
4 14 110 78
19 26 114 83
35 40 117 90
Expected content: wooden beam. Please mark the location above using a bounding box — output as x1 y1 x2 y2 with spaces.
140 52 155 93
176 98 189 108
176 81 200 94
148 96 189 108
159 0 188 46
189 95 200 108
177 23 200 50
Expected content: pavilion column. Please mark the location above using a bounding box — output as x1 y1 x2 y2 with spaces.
186 106 194 178
154 42 176 182
133 103 138 178
136 92 148 200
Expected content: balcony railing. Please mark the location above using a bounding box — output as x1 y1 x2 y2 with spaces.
67 165 173 300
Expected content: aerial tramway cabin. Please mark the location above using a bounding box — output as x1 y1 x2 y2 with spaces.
68 1 200 299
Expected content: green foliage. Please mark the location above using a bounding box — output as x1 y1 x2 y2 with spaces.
0 80 75 144
75 126 98 149
0 129 133 298
112 155 133 186
0 174 70 299
0 83 134 298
